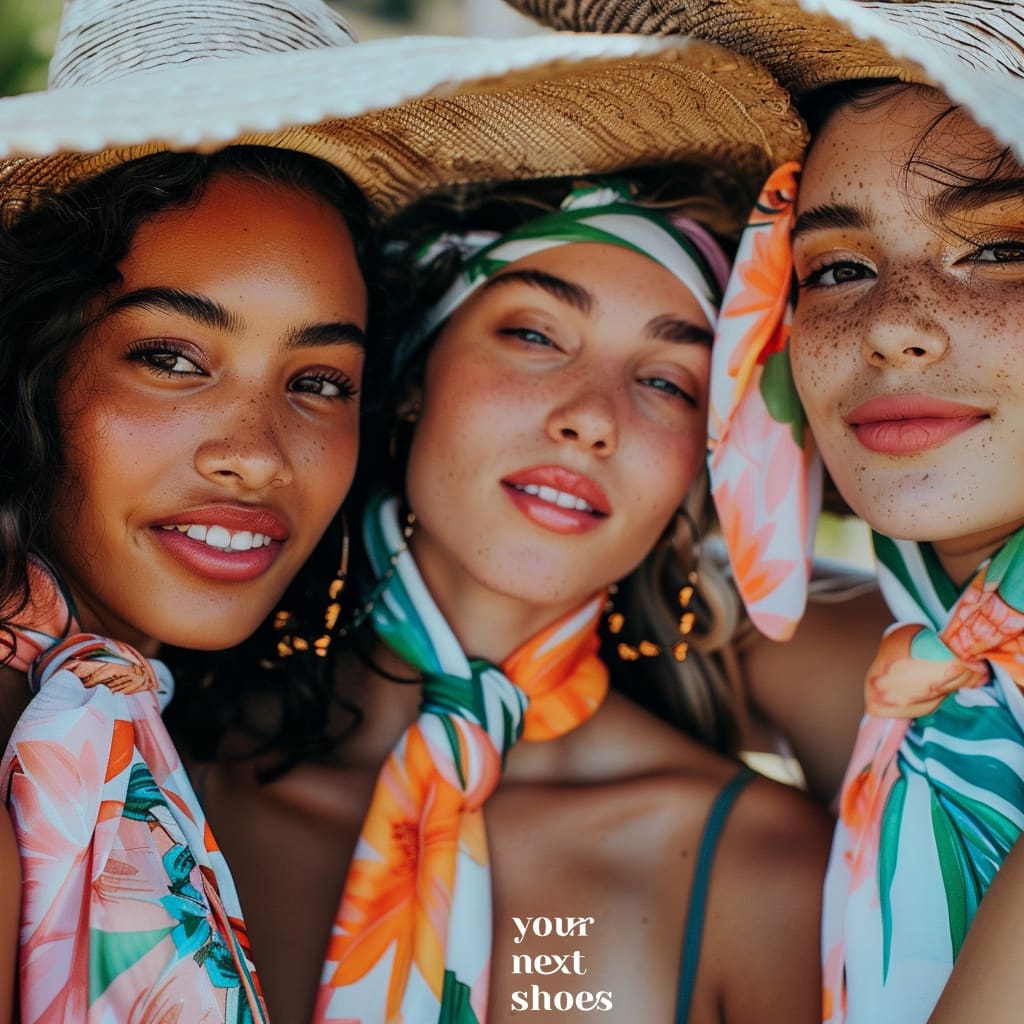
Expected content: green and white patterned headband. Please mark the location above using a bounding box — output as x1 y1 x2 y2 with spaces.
410 180 729 352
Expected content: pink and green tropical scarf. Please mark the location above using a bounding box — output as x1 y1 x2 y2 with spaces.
1 557 266 1022
709 163 1024 1023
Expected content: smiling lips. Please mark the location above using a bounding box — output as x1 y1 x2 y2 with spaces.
152 505 289 582
845 395 988 455
502 466 610 534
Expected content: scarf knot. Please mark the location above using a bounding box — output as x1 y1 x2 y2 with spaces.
824 532 1024 1023
865 537 1024 720
418 663 528 807
28 631 162 696
316 493 608 1023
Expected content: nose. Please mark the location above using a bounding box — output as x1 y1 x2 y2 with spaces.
860 273 950 369
193 396 292 491
545 386 619 455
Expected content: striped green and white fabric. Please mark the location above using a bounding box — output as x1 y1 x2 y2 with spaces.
822 530 1024 1024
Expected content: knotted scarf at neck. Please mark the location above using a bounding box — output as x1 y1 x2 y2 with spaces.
316 492 609 1024
1 556 266 1022
706 164 1024 1023
823 530 1024 1024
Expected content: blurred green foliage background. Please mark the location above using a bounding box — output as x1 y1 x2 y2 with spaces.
0 0 61 96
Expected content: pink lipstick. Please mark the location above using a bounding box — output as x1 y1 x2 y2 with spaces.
845 395 987 455
151 505 289 582
502 465 610 534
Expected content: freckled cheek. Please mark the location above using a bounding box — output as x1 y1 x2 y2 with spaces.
790 314 855 413
286 419 361 511
627 423 702 514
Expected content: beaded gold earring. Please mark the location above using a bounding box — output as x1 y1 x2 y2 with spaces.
275 514 350 659
607 572 698 663
606 508 700 663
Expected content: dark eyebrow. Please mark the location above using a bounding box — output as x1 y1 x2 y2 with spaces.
285 321 366 351
926 179 1024 221
104 286 240 332
480 267 593 315
791 203 868 243
103 285 365 350
645 313 713 347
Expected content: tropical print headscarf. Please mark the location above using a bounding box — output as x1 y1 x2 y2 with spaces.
708 164 1024 1024
316 492 609 1022
396 178 730 371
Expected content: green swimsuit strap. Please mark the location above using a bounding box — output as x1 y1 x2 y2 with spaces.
676 765 758 1024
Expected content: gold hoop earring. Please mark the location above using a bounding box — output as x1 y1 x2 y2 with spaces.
335 506 416 639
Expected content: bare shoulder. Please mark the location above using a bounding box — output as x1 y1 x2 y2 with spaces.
740 569 892 805
702 775 831 1024
717 773 832 877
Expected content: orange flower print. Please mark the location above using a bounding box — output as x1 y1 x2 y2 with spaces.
944 573 1024 683
326 725 466 1019
866 624 984 719
716 474 798 605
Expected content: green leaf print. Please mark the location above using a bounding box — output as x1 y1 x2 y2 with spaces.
439 969 481 1024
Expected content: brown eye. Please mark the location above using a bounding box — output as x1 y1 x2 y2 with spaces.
127 344 204 376
290 372 358 401
973 242 1024 263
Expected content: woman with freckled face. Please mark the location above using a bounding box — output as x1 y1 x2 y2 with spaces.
792 85 1024 1024
0 144 373 1024
710 61 1024 1024
307 174 832 1024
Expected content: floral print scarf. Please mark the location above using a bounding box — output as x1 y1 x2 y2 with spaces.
316 492 609 1022
1 557 265 1022
3 503 608 1022
823 532 1024 1022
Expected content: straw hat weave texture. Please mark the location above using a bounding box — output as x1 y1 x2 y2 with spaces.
0 0 808 217
503 0 1024 92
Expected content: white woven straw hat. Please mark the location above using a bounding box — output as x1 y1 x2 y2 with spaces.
0 0 809 218
502 0 1024 163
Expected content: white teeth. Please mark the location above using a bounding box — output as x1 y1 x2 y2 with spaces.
517 483 594 513
161 524 274 551
229 530 253 552
206 525 231 548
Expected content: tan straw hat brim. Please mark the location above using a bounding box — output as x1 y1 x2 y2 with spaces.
504 0 1024 164
0 33 807 217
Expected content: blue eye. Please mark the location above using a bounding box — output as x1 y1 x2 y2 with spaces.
799 261 875 288
641 376 698 408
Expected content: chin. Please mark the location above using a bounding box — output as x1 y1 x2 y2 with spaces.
151 619 264 653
